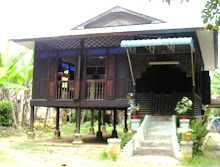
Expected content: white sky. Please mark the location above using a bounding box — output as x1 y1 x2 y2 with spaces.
0 0 209 53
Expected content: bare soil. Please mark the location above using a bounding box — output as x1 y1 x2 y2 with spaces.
0 129 183 167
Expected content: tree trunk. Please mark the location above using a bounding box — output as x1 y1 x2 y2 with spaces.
80 109 86 125
43 107 49 129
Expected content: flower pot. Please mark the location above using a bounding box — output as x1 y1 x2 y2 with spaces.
132 115 138 119
181 115 187 119
181 133 191 141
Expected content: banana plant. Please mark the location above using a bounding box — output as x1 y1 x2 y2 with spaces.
0 43 33 90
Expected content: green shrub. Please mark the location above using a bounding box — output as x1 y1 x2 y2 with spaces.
190 120 208 155
110 153 118 161
99 151 108 160
0 101 13 126
118 131 134 148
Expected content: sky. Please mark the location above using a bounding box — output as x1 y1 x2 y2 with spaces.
0 0 209 53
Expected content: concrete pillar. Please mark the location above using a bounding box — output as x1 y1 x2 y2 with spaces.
180 141 193 161
112 110 118 138
107 138 122 158
54 107 61 138
27 106 35 139
96 109 103 140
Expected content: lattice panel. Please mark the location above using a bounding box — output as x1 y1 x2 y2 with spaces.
84 36 133 48
62 57 76 66
36 39 81 51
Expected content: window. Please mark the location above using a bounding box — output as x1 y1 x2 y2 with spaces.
87 56 106 79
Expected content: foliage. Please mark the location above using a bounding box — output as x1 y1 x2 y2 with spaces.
0 101 13 126
175 97 192 115
177 128 194 135
99 151 108 160
161 0 220 31
183 140 220 167
0 42 33 91
202 0 220 31
118 131 134 148
127 99 140 115
98 151 118 161
110 153 118 161
190 120 208 154
211 69 220 98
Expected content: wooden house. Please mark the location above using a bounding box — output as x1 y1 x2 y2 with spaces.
12 6 218 142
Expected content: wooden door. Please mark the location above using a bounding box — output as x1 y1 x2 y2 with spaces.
152 93 173 115
105 55 116 99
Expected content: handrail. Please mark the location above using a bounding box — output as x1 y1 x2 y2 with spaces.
172 115 181 160
122 115 151 156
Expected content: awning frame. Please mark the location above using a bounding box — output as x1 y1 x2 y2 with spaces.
121 37 196 88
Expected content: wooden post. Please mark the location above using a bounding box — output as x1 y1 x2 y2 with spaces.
89 109 95 135
27 106 35 139
191 47 196 115
124 110 128 132
96 109 103 140
73 107 82 143
30 106 34 132
102 110 107 133
54 107 61 138
76 107 81 133
112 110 118 138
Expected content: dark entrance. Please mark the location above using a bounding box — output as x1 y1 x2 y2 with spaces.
136 65 192 115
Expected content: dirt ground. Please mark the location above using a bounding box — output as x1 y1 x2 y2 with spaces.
0 131 183 167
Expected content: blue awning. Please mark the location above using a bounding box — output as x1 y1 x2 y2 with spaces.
120 37 195 52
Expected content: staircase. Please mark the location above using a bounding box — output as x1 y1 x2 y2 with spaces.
136 116 173 156
136 93 151 119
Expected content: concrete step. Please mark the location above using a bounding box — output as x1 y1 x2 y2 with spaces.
149 122 172 129
151 116 172 121
147 128 172 134
136 147 173 156
141 140 172 147
147 131 172 136
145 134 172 140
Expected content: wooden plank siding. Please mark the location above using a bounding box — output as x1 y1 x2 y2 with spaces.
105 55 116 99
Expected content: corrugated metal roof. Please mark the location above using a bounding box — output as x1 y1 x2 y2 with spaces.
120 37 195 51
11 23 202 42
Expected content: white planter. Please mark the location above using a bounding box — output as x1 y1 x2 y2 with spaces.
131 119 141 131
179 119 190 128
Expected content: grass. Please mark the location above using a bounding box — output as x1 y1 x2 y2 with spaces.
12 141 46 153
183 139 220 167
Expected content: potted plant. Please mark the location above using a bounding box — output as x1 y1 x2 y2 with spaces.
127 99 141 132
175 97 192 119
177 128 194 141
127 99 140 119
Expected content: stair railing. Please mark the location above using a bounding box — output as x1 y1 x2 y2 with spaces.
172 115 181 160
122 115 151 156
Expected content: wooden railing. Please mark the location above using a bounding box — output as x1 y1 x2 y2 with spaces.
86 79 105 99
57 80 74 99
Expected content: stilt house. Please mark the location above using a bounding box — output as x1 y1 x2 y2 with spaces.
12 6 218 141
